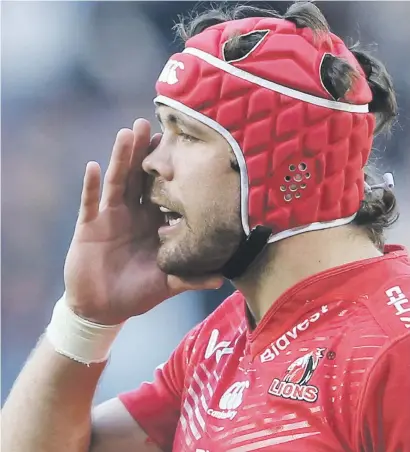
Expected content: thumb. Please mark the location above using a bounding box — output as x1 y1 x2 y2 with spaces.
168 275 224 295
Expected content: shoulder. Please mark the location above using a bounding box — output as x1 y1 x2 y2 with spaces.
161 290 245 370
306 249 410 404
325 247 410 369
309 247 410 357
356 246 410 339
194 290 245 335
366 333 410 396
190 290 246 362
202 289 245 329
352 333 410 451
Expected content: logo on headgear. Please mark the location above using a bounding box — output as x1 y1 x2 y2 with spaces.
158 59 185 85
268 348 325 403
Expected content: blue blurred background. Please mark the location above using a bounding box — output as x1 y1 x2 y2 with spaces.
1 1 409 405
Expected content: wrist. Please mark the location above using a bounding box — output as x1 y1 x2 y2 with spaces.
46 293 123 365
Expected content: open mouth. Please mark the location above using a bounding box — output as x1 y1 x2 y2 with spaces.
159 206 183 227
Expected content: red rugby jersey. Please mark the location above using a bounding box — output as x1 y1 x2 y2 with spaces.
120 245 410 451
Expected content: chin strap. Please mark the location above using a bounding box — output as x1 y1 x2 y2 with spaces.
220 225 272 280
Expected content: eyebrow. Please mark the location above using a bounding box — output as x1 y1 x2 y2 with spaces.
155 109 205 136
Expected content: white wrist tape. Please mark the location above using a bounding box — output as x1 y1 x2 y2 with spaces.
46 294 123 365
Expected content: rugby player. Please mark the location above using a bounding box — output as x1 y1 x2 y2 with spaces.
3 2 410 451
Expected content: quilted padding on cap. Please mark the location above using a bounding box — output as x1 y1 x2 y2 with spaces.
155 17 375 240
187 18 371 103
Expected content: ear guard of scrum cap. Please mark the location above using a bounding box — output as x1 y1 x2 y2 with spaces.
155 17 375 279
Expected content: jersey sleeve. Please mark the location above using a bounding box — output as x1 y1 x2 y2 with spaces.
356 333 410 452
118 323 202 452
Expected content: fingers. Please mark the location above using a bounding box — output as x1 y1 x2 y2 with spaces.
143 133 163 201
129 119 152 174
86 120 153 212
127 119 153 202
100 128 134 209
150 133 162 151
78 161 101 224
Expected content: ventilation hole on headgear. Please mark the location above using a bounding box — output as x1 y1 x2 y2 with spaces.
223 30 269 63
289 184 298 192
280 185 286 192
300 183 307 189
284 193 292 202
289 164 296 172
298 163 307 171
294 174 303 182
284 175 291 182
305 173 311 179
295 192 301 199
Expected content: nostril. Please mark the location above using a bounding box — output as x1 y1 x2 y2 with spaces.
143 165 160 178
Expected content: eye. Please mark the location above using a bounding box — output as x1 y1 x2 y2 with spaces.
179 132 198 143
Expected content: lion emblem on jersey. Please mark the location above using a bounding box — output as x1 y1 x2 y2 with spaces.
268 347 326 403
283 348 325 385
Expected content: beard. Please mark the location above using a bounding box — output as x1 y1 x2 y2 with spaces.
156 214 243 278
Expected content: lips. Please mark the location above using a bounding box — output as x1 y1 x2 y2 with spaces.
159 205 183 227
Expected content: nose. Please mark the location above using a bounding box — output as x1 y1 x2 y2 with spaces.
142 134 174 180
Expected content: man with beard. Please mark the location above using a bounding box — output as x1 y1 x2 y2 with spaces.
3 2 410 452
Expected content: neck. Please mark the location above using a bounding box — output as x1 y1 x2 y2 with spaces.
233 225 383 324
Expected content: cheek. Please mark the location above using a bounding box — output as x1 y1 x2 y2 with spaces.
175 152 240 213
196 175 241 223
214 170 241 208
175 158 214 197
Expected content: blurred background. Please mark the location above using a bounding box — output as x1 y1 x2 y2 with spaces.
1 1 409 405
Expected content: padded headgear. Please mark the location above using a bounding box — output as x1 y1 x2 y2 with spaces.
155 17 375 278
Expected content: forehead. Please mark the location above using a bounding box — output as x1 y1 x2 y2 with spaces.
155 104 218 137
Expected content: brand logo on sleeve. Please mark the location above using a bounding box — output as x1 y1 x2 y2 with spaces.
386 286 410 329
204 329 234 363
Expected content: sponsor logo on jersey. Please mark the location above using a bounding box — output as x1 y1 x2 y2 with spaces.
204 329 234 363
268 348 325 403
207 381 249 420
158 59 184 85
260 305 329 363
386 286 410 329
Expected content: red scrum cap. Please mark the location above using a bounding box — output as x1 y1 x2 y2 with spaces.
155 16 375 278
